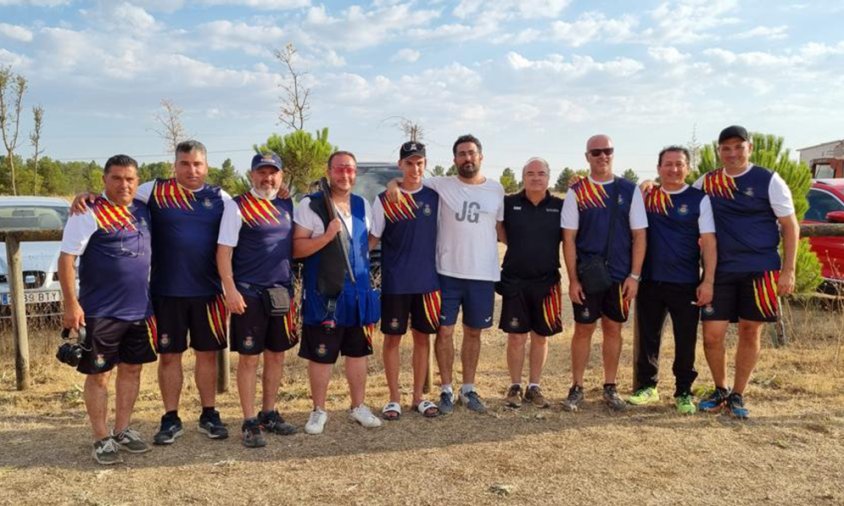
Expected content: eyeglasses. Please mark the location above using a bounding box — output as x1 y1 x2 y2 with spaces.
331 164 356 175
588 148 614 157
105 223 145 259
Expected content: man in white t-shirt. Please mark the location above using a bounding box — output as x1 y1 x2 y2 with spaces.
394 134 505 414
560 134 648 412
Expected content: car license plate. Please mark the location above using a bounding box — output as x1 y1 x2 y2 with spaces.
0 291 62 305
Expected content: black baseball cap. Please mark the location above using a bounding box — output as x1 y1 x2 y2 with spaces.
718 125 749 144
400 141 426 160
251 153 283 171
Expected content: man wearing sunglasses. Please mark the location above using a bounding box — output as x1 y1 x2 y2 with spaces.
59 154 156 464
560 135 648 412
217 153 298 448
293 151 382 434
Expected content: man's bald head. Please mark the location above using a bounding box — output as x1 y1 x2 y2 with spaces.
586 134 613 151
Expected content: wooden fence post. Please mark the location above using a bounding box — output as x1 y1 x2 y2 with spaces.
5 235 31 391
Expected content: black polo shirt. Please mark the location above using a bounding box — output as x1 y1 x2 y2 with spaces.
501 190 564 284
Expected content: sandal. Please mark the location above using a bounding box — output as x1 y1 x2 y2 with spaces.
381 402 402 421
413 400 440 418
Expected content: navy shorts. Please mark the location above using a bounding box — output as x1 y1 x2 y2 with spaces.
438 275 495 329
572 282 630 324
701 270 780 323
298 324 374 364
77 316 157 375
153 295 228 353
380 291 441 335
230 295 298 355
499 281 563 336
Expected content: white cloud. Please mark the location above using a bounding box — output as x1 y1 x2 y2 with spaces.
0 48 32 68
550 12 637 47
0 0 69 5
507 51 644 78
201 0 310 8
734 25 788 40
648 46 690 64
0 23 34 42
647 0 739 44
391 48 420 63
453 0 572 20
198 20 285 55
702 48 793 67
79 2 159 32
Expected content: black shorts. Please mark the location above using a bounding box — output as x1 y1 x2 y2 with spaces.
77 316 157 375
230 295 298 355
153 295 228 353
380 291 441 335
572 282 630 324
701 270 780 323
499 281 563 336
298 324 374 364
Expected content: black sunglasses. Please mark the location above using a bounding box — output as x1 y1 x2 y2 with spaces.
588 148 614 157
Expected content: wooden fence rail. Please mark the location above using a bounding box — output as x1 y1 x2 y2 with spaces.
4 224 844 392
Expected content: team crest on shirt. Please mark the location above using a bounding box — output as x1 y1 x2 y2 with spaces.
582 308 590 319
159 334 170 348
703 305 715 316
678 204 689 216
317 344 327 357
744 187 754 197
94 354 106 369
243 335 254 350
510 317 520 328
389 318 400 330
617 195 625 205
203 197 214 209
423 204 432 216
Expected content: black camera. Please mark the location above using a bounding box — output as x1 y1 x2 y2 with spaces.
56 327 89 367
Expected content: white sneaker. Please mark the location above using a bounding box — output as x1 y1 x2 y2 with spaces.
350 404 383 428
304 408 328 435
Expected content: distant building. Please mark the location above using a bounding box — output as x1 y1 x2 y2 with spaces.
798 140 844 179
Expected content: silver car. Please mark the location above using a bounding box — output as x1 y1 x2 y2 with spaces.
0 196 70 317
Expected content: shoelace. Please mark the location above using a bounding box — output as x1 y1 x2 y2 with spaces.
98 438 120 453
308 410 325 424
117 428 141 441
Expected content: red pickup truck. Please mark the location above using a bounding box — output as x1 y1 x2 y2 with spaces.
805 179 844 287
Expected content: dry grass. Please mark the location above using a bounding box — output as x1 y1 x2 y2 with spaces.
1 292 843 505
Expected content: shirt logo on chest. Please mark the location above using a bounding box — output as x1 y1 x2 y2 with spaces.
455 201 481 223
743 186 754 197
677 203 689 216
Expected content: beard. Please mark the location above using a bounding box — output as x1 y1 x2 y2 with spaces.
457 162 479 178
253 187 279 200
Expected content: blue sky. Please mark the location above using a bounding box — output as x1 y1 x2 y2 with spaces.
1 0 843 182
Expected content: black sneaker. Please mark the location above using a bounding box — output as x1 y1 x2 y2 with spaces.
153 414 184 445
603 384 627 412
198 409 229 440
241 418 267 448
561 384 584 412
260 409 297 436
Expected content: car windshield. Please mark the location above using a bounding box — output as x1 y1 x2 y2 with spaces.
354 164 402 203
0 205 69 230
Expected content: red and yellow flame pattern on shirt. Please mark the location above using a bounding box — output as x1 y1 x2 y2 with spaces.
645 188 674 216
702 169 738 200
91 198 137 233
753 271 780 319
380 191 419 223
152 178 196 210
572 177 609 211
237 192 282 228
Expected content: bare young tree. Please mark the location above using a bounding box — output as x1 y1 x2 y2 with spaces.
0 66 27 195
274 43 310 131
153 99 188 155
30 105 44 194
399 118 424 142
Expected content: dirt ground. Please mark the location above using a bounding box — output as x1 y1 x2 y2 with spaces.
1 292 843 506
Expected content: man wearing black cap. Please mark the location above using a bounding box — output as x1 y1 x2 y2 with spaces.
217 153 298 447
370 141 441 419
693 125 798 419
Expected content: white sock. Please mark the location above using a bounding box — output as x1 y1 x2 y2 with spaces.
460 383 475 395
441 384 453 395
528 383 540 390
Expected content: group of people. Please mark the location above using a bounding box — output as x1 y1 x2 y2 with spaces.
58 125 797 465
